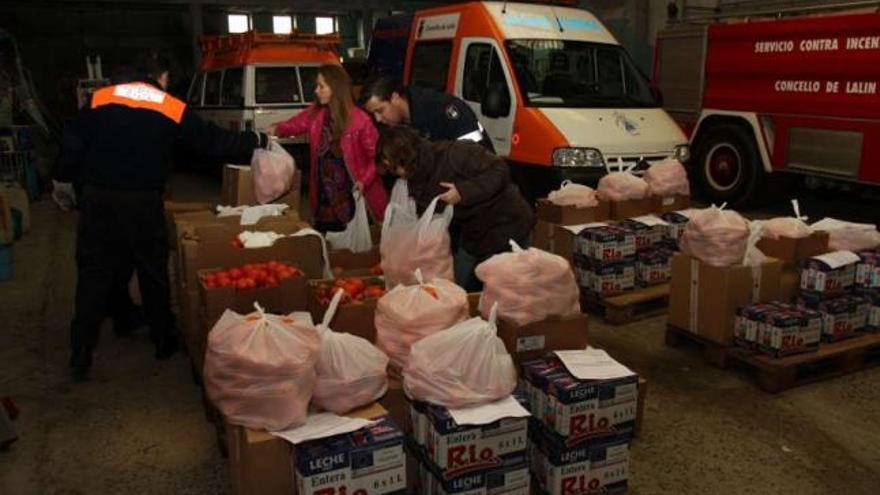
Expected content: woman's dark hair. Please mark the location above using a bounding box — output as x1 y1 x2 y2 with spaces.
377 125 422 175
314 64 355 154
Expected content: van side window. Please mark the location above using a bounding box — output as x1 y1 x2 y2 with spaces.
299 67 319 103
410 41 452 92
204 71 222 106
463 44 509 104
221 68 244 106
187 73 205 105
255 67 301 104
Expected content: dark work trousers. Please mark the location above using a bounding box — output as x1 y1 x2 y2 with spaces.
71 185 173 351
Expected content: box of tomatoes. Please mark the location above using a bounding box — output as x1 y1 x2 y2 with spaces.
307 276 387 342
199 260 308 326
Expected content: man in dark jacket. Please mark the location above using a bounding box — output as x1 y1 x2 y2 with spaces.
376 126 532 290
56 52 269 380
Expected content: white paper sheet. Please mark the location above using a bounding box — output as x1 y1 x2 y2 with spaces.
630 215 669 227
673 208 700 219
555 348 636 381
240 204 289 225
561 222 609 235
270 413 376 445
447 396 531 426
812 250 860 269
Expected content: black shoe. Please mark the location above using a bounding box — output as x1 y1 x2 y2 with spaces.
69 347 93 382
155 335 179 361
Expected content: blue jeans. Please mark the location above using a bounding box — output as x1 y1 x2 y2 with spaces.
454 247 483 292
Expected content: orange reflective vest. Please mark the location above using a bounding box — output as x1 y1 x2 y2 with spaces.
91 82 186 124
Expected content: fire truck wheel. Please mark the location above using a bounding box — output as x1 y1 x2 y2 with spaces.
694 124 767 207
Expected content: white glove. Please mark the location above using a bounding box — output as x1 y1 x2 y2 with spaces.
52 180 76 211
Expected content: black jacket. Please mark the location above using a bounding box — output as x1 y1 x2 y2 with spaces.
408 86 495 153
407 140 533 258
56 79 265 192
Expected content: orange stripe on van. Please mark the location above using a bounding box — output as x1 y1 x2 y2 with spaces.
91 83 186 124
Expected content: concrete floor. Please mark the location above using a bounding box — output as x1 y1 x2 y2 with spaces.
1 173 879 494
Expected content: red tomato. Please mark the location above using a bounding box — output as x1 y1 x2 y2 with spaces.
216 276 232 288
369 264 383 276
229 268 243 280
277 269 293 280
332 267 344 278
265 275 279 288
235 279 250 291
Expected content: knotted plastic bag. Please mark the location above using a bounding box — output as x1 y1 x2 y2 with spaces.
476 240 581 326
547 180 599 208
380 195 454 288
644 158 689 197
313 290 389 414
763 200 813 240
389 179 418 223
597 159 650 201
326 191 373 253
375 269 469 370
251 139 296 204
812 217 880 251
680 204 750 267
203 304 320 431
403 303 517 408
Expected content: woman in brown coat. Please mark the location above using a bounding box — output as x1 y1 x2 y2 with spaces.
377 125 533 290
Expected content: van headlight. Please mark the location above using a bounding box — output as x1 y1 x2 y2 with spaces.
553 148 605 168
674 144 690 163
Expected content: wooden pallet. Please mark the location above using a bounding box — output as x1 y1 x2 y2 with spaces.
664 324 730 368
665 324 880 393
582 283 670 325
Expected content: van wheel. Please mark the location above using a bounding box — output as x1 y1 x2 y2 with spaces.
693 124 767 207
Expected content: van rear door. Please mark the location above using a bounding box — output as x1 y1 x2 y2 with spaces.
250 64 316 143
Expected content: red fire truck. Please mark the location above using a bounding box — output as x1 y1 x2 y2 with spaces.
655 10 880 205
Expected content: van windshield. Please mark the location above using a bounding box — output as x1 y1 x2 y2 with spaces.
505 40 657 108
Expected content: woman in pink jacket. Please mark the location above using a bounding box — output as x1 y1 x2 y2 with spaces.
268 64 387 230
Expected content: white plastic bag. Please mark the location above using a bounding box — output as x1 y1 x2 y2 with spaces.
645 158 690 197
403 304 517 408
597 159 649 201
744 220 768 267
679 204 750 267
375 269 470 370
476 240 580 326
326 191 373 253
380 195 455 288
763 200 813 240
251 139 295 204
547 180 599 208
203 305 320 431
389 179 418 223
313 290 389 414
811 217 880 251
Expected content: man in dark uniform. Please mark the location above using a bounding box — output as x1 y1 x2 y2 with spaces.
55 52 269 380
361 76 495 152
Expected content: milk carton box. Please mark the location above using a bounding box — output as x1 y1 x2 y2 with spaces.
575 226 636 263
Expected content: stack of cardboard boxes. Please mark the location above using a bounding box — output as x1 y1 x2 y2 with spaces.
521 357 637 495
797 251 872 342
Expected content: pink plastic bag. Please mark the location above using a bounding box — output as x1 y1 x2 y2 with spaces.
596 161 650 201
476 240 580 326
645 158 690 197
680 205 750 267
404 304 517 408
313 290 389 414
812 218 880 251
547 180 599 208
204 305 320 431
763 199 812 240
375 270 469 370
380 195 454 288
251 139 295 204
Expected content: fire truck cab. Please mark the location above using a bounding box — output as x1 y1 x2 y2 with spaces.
188 31 340 144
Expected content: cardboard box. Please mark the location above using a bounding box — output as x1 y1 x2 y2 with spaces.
222 164 302 211
635 248 673 287
800 251 860 296
306 277 383 342
417 449 530 495
529 422 630 495
179 288 201 357
179 224 322 291
533 220 580 266
574 258 636 298
164 201 214 249
608 197 653 221
198 267 309 325
755 303 823 358
294 416 406 495
651 194 690 214
756 231 830 263
574 226 635 264
173 208 302 251
779 265 801 303
798 293 871 342
536 198 610 226
668 254 783 345
496 314 589 364
380 378 407 430
856 250 880 289
329 246 381 274
226 403 389 495
407 401 528 477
